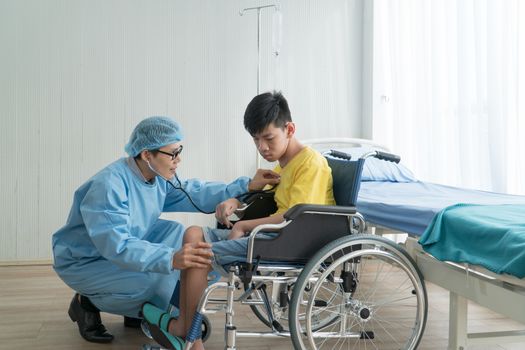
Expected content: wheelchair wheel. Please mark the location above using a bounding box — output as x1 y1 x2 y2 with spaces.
289 234 427 350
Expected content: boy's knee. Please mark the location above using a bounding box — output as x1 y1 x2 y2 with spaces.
184 225 204 243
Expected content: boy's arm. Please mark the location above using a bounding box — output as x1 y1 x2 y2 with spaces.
228 214 285 239
215 169 281 228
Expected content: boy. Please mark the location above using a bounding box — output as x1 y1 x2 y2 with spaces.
143 92 336 349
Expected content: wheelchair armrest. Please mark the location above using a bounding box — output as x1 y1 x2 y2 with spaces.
283 204 357 220
247 221 291 263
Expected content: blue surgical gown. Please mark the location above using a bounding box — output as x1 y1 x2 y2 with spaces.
52 157 249 317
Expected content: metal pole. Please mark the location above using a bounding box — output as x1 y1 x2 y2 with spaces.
257 8 261 95
239 4 279 94
239 4 279 169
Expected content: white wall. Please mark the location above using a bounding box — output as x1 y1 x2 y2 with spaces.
0 0 364 263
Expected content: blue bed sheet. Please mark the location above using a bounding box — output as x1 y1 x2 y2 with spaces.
356 181 525 236
419 204 525 278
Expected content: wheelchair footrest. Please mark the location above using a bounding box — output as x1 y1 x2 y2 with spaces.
142 345 166 350
272 320 284 333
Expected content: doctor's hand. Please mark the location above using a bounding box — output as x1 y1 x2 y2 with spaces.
215 198 242 228
172 241 213 270
248 169 281 191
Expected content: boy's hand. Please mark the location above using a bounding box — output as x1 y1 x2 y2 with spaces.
228 221 248 240
248 169 280 191
215 198 241 228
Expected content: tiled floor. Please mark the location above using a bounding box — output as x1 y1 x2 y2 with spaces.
0 265 524 349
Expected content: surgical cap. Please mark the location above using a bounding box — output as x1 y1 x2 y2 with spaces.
125 116 183 157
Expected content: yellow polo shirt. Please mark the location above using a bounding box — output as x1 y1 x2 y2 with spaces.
271 146 335 214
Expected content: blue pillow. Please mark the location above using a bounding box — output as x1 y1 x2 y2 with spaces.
362 157 417 182
333 147 417 182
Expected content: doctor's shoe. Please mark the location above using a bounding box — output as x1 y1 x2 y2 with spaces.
124 316 143 328
68 293 114 343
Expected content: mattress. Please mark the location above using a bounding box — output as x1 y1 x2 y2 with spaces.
356 181 525 236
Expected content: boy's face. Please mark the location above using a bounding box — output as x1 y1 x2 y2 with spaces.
252 122 293 162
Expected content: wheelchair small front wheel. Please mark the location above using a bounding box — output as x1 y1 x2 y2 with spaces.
201 314 211 342
289 234 427 350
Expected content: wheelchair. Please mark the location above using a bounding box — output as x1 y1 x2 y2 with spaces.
147 150 428 350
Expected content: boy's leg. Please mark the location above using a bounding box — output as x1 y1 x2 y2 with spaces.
170 226 209 349
171 226 253 348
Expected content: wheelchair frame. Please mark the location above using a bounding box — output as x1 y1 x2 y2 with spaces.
187 206 428 350
144 148 429 350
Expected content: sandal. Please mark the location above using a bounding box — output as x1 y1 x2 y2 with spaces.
141 302 175 333
148 324 185 350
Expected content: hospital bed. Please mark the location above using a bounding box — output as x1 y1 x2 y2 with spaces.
303 138 525 350
142 147 429 350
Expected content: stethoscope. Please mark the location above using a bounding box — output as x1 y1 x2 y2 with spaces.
146 160 277 215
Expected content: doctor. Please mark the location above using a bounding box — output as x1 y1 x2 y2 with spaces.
52 116 279 343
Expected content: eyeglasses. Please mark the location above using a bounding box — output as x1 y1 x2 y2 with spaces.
156 145 183 160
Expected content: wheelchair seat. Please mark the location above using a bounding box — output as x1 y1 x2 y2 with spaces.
252 204 355 263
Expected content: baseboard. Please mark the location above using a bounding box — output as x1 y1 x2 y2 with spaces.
0 259 53 266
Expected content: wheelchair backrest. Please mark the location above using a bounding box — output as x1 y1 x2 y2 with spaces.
325 155 365 207
238 152 364 220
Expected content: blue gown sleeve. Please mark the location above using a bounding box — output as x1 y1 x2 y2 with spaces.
163 176 250 213
80 176 176 274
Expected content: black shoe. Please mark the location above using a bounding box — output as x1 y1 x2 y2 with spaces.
124 316 142 328
68 293 114 343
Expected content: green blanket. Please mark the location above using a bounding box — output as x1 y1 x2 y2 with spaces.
419 204 525 278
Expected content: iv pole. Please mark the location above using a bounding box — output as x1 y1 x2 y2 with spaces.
240 4 280 169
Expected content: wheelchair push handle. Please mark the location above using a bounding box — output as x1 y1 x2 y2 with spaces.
361 150 401 163
326 149 401 164
374 151 400 163
328 149 352 161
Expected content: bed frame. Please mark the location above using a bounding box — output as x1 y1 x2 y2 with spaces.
405 238 525 349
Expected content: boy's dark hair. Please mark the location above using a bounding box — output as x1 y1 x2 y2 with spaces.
243 91 291 136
